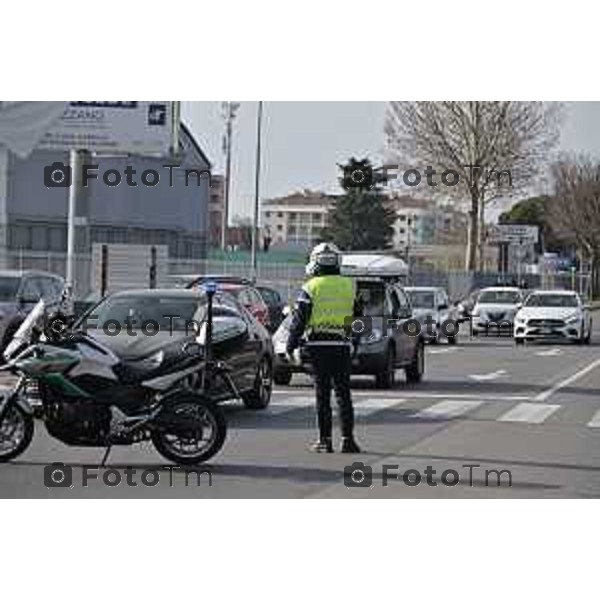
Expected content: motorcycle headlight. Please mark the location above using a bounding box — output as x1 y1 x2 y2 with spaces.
360 328 383 344
565 313 580 324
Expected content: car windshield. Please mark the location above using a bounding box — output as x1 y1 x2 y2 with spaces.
525 294 579 308
478 290 521 304
89 295 206 331
0 276 21 301
407 290 435 308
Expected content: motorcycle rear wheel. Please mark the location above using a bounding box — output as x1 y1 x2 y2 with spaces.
0 403 34 462
152 398 227 465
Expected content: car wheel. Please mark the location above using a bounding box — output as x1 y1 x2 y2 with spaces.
584 321 592 345
242 357 273 409
447 332 457 345
405 342 424 384
375 346 396 389
273 369 292 386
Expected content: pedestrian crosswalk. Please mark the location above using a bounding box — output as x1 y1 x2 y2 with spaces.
263 391 600 429
497 402 561 424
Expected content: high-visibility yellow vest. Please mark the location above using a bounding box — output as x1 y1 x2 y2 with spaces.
303 275 355 333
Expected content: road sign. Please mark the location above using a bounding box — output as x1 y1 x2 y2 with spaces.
36 101 178 156
487 224 539 245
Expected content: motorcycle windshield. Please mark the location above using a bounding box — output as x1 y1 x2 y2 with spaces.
3 299 46 361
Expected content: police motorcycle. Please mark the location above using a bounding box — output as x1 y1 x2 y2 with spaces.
0 282 228 466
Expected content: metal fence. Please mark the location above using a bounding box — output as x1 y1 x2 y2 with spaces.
0 249 592 303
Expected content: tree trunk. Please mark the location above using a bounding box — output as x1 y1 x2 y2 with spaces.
465 200 479 272
476 200 485 271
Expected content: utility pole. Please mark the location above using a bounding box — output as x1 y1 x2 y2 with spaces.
250 101 264 283
221 102 240 251
66 149 90 296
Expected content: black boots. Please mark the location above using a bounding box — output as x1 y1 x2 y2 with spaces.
310 437 362 453
340 437 362 454
310 437 333 453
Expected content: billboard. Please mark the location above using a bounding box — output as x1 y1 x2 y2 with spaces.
36 101 178 156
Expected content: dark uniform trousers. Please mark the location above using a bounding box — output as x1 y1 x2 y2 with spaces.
307 342 354 439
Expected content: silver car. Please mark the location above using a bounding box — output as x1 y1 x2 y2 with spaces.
405 286 458 344
0 270 65 351
272 278 425 389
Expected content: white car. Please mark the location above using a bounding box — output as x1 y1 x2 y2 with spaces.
471 287 525 336
513 290 592 345
405 286 457 344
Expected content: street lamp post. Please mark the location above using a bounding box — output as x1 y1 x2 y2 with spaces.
250 101 264 283
221 102 240 251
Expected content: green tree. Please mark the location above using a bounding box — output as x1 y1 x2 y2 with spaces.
321 158 397 251
499 195 566 253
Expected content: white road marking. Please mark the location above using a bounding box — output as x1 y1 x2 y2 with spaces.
497 402 561 424
534 356 600 402
410 400 483 420
468 370 507 381
353 398 407 418
587 409 600 428
267 395 314 415
536 348 562 357
428 348 460 355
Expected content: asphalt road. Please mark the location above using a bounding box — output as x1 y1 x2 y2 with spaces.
2 324 600 498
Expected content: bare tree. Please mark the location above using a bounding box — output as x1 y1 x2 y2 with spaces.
385 101 561 271
549 156 600 297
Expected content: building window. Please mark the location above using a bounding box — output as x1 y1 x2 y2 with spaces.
265 211 271 218
399 215 406 221
277 212 283 218
277 224 283 231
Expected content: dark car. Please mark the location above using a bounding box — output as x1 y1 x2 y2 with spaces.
0 269 66 351
256 285 286 332
183 275 271 331
82 288 274 409
272 278 424 389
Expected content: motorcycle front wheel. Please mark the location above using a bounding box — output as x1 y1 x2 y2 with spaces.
151 398 227 465
0 402 34 462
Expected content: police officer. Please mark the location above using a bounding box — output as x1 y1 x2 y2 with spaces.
286 243 362 454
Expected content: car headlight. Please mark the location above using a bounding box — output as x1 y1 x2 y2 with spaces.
515 313 526 324
565 313 580 324
147 350 164 367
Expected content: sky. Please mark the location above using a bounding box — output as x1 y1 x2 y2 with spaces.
182 101 600 221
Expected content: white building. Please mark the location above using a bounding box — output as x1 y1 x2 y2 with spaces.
262 190 334 248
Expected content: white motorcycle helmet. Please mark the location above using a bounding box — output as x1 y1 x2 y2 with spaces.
305 242 341 276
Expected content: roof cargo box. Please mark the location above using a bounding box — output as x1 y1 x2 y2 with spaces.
340 254 409 280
